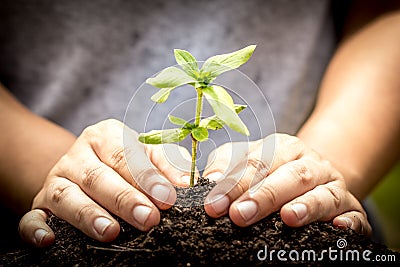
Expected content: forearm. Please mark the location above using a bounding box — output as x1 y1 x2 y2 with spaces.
297 11 400 200
0 85 76 214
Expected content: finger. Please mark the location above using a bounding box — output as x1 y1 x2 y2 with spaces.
204 141 268 217
204 168 265 218
80 119 176 207
280 181 363 227
203 143 233 182
59 150 175 212
52 155 165 229
198 144 232 216
33 178 122 242
204 134 311 183
19 209 55 247
146 143 197 187
333 211 372 236
204 135 301 218
203 142 254 182
228 156 339 226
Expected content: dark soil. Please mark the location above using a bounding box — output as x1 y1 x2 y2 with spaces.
1 178 398 266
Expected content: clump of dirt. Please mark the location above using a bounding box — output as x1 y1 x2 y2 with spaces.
1 178 398 266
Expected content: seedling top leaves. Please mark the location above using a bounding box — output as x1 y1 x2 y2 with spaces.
139 45 256 186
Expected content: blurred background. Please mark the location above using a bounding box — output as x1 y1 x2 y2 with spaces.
371 162 400 251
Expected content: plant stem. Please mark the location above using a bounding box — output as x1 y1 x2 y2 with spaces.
190 88 203 187
190 138 198 187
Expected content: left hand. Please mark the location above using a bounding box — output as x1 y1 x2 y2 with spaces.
203 133 371 235
18 119 194 247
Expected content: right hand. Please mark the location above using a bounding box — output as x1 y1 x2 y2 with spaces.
19 119 193 247
203 134 371 235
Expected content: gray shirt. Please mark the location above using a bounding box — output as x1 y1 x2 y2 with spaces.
0 0 345 157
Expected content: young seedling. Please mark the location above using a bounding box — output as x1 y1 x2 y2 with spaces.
138 45 256 187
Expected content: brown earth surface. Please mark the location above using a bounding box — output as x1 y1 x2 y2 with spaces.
1 179 398 266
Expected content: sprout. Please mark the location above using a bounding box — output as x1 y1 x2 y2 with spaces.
138 45 256 187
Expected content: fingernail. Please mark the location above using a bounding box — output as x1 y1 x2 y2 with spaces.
291 203 307 220
133 205 152 226
34 229 49 244
236 200 258 222
210 194 230 215
151 184 172 204
336 217 353 229
93 217 113 236
206 172 224 182
181 175 191 185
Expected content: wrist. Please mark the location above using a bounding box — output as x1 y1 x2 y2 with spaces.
0 87 76 213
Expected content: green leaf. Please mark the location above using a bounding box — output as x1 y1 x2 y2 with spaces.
150 87 175 103
202 85 249 136
146 66 197 103
192 127 209 142
199 104 247 130
168 115 193 128
234 104 247 114
138 128 191 144
147 66 196 88
174 49 199 77
200 45 256 81
199 117 224 130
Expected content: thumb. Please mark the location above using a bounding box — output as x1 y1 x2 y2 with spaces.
146 143 199 187
203 142 251 182
19 209 55 247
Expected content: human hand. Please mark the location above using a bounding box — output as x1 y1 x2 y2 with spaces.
19 119 192 247
203 133 371 235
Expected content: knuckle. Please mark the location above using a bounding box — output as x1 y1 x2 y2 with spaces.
75 203 98 224
109 147 131 174
326 185 342 210
133 168 157 186
235 179 248 196
280 134 302 149
306 186 340 221
81 119 122 140
114 188 133 212
315 198 324 214
82 124 99 140
257 184 278 209
247 158 269 175
247 158 269 183
307 192 323 212
47 181 76 204
49 154 73 178
225 177 248 197
82 165 106 189
110 147 125 169
275 134 308 161
289 161 314 187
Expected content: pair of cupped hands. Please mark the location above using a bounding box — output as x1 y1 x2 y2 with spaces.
19 119 371 247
